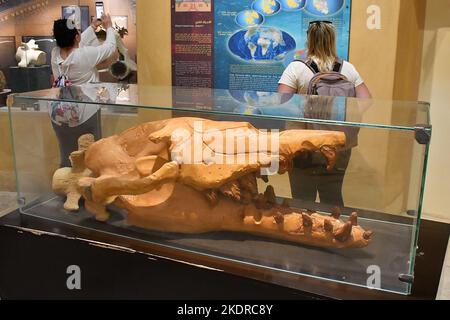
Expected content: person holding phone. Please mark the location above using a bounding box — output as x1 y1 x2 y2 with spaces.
51 13 117 85
50 13 117 168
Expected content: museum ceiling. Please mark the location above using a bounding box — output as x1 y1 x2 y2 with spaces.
0 0 49 23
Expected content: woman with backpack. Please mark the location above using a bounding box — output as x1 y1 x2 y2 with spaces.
278 21 372 98
278 21 372 209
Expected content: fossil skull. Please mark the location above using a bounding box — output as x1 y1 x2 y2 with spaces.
53 117 373 249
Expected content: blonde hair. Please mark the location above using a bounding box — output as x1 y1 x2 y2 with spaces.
307 22 337 72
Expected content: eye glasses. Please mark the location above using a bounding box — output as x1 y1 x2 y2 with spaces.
309 20 333 26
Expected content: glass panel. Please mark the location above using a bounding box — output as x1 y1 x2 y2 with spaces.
15 85 431 130
8 86 430 295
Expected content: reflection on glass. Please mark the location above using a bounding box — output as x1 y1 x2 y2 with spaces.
48 84 121 167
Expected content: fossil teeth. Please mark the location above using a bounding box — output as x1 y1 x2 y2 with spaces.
302 213 313 228
349 212 358 226
244 204 262 223
334 221 353 242
255 193 267 209
274 212 284 225
363 230 374 240
205 190 219 207
260 175 269 183
320 145 337 171
324 218 334 232
282 198 291 208
331 206 341 219
219 180 241 202
254 209 263 223
264 185 276 205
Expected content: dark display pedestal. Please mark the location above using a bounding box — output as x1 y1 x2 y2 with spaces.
0 210 448 300
0 89 11 107
8 65 51 93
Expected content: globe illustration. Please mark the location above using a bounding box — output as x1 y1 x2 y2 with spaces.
304 0 345 16
235 10 264 28
229 90 285 107
279 0 306 12
252 0 281 16
228 26 296 62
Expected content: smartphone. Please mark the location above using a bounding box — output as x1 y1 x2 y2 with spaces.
95 1 104 19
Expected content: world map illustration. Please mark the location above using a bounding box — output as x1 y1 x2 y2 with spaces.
231 0 346 62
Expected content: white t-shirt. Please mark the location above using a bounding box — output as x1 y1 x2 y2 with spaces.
279 60 364 94
51 26 117 85
49 27 117 127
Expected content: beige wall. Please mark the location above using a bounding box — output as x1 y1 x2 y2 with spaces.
136 0 171 87
419 0 450 222
348 0 401 100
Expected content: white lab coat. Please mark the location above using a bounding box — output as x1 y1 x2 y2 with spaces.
51 26 117 85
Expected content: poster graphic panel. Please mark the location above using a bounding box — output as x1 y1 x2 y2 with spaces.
172 0 214 88
214 0 351 91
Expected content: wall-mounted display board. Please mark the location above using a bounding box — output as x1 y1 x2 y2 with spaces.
171 0 214 88
172 0 352 91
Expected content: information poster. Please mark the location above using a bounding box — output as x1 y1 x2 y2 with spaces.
172 0 352 92
171 0 214 88
215 0 351 91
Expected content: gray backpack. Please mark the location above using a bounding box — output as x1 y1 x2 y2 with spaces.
299 59 356 98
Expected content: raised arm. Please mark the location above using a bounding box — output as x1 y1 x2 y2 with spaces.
82 14 117 67
80 18 103 47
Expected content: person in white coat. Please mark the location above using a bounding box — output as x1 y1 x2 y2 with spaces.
51 14 117 85
50 14 118 167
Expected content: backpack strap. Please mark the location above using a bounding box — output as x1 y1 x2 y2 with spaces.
295 58 344 74
333 58 344 73
295 59 320 74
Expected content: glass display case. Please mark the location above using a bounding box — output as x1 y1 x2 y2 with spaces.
6 84 431 295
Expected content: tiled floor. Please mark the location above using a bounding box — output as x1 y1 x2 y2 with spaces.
437 237 450 300
0 192 17 217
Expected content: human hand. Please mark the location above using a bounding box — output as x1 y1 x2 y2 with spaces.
101 13 113 29
90 17 102 31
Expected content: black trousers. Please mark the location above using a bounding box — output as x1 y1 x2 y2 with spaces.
52 111 102 168
288 149 352 208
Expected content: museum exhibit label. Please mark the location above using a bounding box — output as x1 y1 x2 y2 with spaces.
171 0 351 91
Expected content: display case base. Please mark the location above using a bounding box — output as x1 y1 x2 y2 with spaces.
0 208 448 300
20 193 413 294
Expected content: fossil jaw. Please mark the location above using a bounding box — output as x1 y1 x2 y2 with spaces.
52 118 373 249
200 170 373 248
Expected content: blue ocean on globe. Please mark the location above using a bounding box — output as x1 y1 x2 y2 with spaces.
235 10 264 28
279 0 306 12
252 0 281 16
228 26 296 62
304 0 345 16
